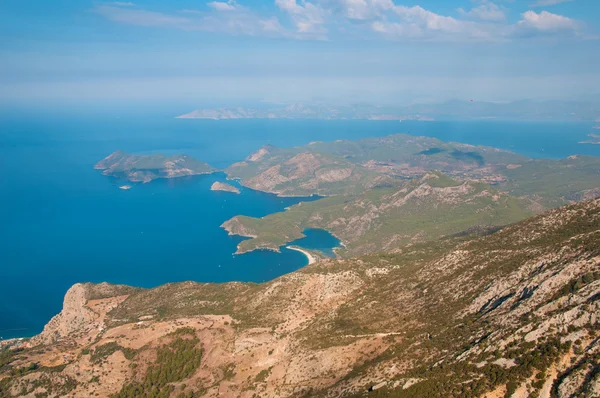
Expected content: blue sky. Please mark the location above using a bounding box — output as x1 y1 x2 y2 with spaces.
1 0 599 104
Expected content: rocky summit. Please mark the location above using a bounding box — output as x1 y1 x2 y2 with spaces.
1 198 599 397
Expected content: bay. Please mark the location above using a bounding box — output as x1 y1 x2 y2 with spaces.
0 108 597 339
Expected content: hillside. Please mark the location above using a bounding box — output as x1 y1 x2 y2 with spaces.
502 155 600 208
226 135 527 197
226 145 395 197
226 134 600 206
95 151 217 183
221 135 600 258
1 199 599 397
222 173 533 257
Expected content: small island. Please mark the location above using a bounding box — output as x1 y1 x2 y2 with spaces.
95 151 217 183
580 133 600 145
210 181 241 194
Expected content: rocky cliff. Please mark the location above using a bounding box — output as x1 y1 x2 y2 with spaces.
1 199 599 397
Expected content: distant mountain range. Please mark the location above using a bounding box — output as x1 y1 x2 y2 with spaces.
177 100 600 121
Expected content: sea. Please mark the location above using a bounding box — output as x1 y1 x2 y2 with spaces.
1 105 599 340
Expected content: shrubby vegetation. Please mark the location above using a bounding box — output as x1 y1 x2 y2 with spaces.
363 338 570 398
552 271 600 301
112 329 203 398
91 342 137 363
0 347 22 372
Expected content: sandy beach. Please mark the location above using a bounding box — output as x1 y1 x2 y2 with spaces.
286 246 316 264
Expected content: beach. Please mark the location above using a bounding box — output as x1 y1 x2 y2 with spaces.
286 246 316 264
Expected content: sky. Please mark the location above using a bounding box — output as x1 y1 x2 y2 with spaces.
0 0 599 105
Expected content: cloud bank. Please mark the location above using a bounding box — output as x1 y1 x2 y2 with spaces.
93 0 588 42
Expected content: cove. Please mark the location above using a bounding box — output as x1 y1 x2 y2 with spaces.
287 229 342 258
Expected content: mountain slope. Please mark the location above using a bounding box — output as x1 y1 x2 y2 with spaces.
222 173 533 256
225 134 600 207
502 155 600 208
1 199 599 397
226 145 395 197
226 135 527 197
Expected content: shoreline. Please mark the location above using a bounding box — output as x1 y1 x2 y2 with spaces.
286 246 316 265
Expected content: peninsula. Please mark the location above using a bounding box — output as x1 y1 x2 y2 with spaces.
95 151 217 183
221 133 600 256
210 181 240 194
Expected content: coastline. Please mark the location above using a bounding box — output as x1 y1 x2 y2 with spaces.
286 246 316 265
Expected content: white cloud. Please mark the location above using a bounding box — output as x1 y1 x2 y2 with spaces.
367 3 503 41
339 0 371 20
95 5 191 28
260 17 286 32
322 0 381 20
207 1 238 12
275 0 328 35
94 1 589 43
357 1 584 41
532 0 573 6
516 10 580 35
94 4 292 38
458 1 506 22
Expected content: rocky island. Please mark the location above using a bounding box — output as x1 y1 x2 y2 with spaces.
95 150 217 183
210 181 240 194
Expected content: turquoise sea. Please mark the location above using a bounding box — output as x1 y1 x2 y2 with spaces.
1 106 598 340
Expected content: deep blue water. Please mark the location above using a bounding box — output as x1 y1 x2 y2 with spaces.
290 229 342 257
0 109 598 340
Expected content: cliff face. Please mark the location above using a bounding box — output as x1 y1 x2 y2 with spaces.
2 200 600 398
31 284 97 346
31 283 136 346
